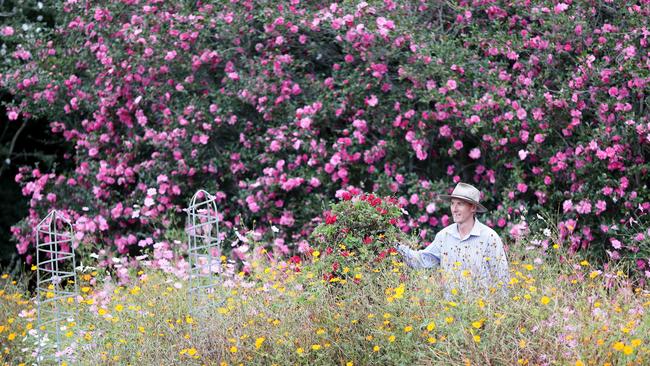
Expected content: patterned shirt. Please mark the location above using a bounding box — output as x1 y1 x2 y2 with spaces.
397 218 510 296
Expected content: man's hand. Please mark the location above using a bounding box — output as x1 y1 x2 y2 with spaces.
395 243 409 255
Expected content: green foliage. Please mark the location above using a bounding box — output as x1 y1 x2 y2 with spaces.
310 192 416 282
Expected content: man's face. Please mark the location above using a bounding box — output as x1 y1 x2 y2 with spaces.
450 198 476 224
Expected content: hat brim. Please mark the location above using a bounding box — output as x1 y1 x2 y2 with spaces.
438 194 488 213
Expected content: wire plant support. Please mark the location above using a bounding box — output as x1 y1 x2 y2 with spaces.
185 190 223 319
35 210 78 365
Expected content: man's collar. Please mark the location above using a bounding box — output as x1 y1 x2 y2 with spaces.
452 218 483 240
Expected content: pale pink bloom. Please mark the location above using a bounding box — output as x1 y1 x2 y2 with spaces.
469 148 481 159
554 3 569 14
1 26 14 36
518 150 529 160
366 94 378 107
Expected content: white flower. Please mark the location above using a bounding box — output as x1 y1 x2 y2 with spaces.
271 225 280 233
543 228 552 237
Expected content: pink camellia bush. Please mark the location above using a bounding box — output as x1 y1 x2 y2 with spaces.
1 0 648 281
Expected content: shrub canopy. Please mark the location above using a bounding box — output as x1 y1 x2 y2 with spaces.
1 0 648 279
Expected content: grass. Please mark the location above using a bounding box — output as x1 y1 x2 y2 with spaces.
1 244 649 366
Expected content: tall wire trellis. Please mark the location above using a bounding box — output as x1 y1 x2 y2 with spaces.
35 210 78 365
185 190 222 319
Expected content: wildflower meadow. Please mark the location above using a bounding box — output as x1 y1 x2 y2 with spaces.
0 0 649 365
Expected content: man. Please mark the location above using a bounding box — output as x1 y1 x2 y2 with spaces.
396 182 510 296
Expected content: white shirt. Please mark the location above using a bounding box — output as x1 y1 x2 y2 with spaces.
398 218 510 296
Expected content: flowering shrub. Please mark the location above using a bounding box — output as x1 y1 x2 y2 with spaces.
1 0 649 279
310 190 412 282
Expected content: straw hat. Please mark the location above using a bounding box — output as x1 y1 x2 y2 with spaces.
438 182 488 213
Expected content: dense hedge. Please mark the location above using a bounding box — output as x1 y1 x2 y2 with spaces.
1 0 648 279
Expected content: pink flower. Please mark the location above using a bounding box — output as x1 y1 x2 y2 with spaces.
469 148 481 159
453 140 463 150
1 26 14 36
575 200 592 214
610 238 622 249
517 183 528 193
7 110 19 120
365 94 378 107
279 211 295 226
518 150 529 160
516 108 527 120
446 79 457 90
164 51 177 61
554 3 569 14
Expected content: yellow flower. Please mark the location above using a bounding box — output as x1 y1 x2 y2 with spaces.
445 316 454 324
185 316 194 324
540 296 551 305
613 342 625 351
472 320 484 329
296 347 304 355
473 335 481 343
373 345 380 352
426 321 436 331
98 308 107 316
8 333 16 341
575 361 584 366
31 265 37 271
394 284 405 299
519 339 526 348
403 326 412 333
623 346 633 355
229 346 238 353
255 337 265 349
311 344 321 351
346 362 353 366
388 335 395 342
114 304 124 312
631 339 642 347
81 287 91 293
427 337 437 344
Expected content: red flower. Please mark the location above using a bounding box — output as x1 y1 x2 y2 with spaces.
389 218 397 225
289 255 301 264
341 191 352 200
341 251 350 257
325 214 337 225
332 261 340 272
363 236 373 244
326 246 333 255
